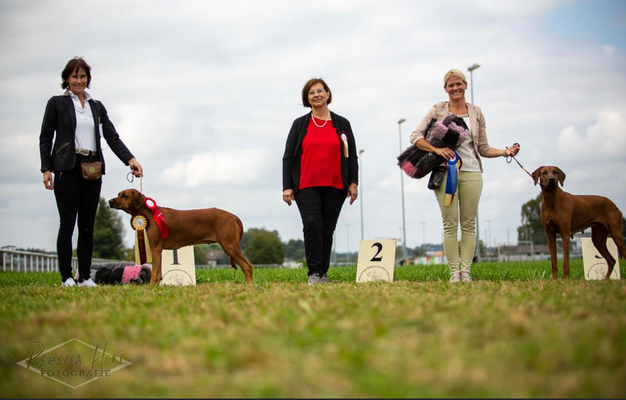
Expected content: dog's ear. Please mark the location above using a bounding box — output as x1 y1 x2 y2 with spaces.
556 167 566 186
132 190 145 210
531 167 542 186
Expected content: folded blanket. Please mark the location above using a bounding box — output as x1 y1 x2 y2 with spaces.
91 263 152 285
397 114 469 179
122 264 152 284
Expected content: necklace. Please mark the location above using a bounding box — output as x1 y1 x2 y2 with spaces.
311 112 330 128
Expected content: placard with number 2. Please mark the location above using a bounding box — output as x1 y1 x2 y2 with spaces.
356 239 397 283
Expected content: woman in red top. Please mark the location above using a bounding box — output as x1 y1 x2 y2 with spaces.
282 78 359 285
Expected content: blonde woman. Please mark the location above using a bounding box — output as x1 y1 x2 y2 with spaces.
409 69 519 283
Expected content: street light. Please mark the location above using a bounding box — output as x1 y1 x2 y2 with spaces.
397 118 407 264
421 220 427 255
486 218 492 249
467 63 481 261
345 223 351 264
359 149 365 241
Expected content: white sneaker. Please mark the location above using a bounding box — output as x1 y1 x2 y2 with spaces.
62 277 77 287
460 272 473 282
449 272 461 283
78 279 98 288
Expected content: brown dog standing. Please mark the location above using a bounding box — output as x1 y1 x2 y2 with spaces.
109 189 253 285
532 166 625 279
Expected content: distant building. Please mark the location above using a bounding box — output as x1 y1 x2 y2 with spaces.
415 250 446 266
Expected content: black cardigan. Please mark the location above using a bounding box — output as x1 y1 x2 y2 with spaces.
39 94 135 174
282 111 359 193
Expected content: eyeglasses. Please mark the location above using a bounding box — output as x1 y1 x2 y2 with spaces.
308 89 326 97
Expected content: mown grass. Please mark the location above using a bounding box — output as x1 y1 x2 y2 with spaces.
1 260 625 398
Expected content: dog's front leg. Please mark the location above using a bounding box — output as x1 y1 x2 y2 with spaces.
150 245 163 285
545 229 559 279
561 230 572 279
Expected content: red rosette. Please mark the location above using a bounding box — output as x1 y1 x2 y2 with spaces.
145 197 157 210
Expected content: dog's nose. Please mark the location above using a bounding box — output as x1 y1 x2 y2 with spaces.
108 198 116 208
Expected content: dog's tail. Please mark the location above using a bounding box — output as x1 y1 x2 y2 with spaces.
228 216 245 270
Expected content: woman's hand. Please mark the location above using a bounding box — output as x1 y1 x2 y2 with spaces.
434 147 455 160
347 183 358 205
128 158 143 177
504 143 520 157
283 189 295 206
43 171 53 190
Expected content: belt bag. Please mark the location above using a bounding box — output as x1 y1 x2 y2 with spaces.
81 160 102 180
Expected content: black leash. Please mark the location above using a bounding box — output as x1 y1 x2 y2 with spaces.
505 143 533 179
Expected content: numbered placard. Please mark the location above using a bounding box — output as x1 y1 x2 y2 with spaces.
161 246 197 286
356 239 397 283
581 238 621 280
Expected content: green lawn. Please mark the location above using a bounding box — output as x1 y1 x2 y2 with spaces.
1 260 625 398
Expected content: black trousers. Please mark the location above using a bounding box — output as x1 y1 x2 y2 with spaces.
53 155 102 282
295 186 347 277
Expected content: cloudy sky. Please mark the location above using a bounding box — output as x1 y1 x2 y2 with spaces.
1 0 625 256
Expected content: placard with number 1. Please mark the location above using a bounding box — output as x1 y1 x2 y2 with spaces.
356 239 397 282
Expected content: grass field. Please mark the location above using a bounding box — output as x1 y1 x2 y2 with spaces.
1 260 625 398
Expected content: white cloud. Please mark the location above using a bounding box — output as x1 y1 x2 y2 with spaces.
160 148 270 187
557 110 626 162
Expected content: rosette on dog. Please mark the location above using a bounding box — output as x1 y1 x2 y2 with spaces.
131 214 152 265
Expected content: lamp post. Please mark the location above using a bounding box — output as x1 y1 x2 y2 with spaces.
467 63 481 261
332 232 336 265
421 220 427 255
359 149 365 241
486 217 492 250
345 223 351 264
397 118 407 264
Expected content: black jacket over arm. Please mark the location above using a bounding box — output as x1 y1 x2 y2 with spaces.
39 95 134 174
282 111 358 193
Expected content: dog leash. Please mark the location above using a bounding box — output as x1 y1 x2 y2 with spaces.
505 143 533 179
126 172 143 193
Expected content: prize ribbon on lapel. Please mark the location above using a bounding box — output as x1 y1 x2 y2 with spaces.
340 132 349 157
444 152 461 207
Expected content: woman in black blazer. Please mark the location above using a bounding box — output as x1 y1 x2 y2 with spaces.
39 57 143 287
282 78 359 285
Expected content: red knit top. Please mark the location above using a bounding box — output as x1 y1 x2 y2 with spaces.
299 116 343 190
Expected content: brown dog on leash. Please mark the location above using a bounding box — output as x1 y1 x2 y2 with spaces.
109 189 253 285
532 166 625 279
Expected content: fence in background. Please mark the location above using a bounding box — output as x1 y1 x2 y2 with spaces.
1 248 120 273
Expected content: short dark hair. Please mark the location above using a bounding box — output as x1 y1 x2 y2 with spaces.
61 57 92 89
301 78 332 108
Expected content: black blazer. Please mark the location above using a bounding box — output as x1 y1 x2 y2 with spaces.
282 111 359 193
39 94 134 174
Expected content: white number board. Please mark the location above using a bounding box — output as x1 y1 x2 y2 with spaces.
581 238 621 280
161 246 197 286
356 239 397 283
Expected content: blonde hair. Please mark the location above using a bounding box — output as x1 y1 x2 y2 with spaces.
443 69 467 86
